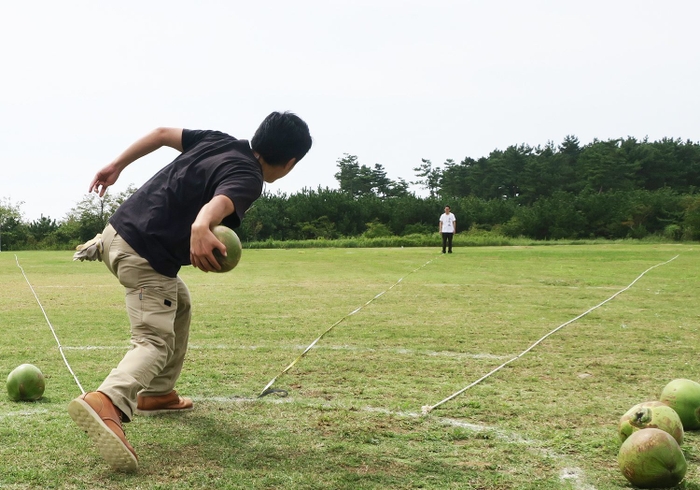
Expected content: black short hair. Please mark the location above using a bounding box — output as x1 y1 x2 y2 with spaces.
251 111 312 166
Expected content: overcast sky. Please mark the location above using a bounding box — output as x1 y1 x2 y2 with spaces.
2 1 699 222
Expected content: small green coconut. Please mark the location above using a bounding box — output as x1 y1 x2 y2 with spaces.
618 428 687 489
659 379 700 430
619 401 683 445
7 364 45 401
212 225 242 273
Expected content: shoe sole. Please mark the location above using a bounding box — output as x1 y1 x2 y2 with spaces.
134 406 194 416
68 398 138 472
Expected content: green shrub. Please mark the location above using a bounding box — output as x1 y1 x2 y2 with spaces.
663 224 683 241
362 220 393 238
401 223 433 236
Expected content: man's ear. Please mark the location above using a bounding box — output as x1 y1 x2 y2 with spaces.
285 158 297 170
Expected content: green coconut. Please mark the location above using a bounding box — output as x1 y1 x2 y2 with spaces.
659 379 700 430
6 364 45 401
619 401 684 445
618 428 687 489
212 225 242 273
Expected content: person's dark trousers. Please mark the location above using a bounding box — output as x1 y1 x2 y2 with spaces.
441 232 454 253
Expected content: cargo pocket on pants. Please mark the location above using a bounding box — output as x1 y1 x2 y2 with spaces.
126 287 177 341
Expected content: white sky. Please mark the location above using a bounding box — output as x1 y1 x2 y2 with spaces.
1 0 699 222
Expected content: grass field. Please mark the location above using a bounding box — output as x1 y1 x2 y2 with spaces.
1 243 699 489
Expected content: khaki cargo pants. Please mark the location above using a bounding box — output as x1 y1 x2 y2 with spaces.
98 224 191 421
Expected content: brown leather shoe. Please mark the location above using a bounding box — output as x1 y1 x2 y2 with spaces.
68 392 138 472
135 390 193 416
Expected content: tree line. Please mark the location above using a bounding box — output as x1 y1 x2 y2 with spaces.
242 135 700 242
1 135 699 250
0 187 135 251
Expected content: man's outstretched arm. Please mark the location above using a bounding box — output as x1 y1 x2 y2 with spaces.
90 127 184 197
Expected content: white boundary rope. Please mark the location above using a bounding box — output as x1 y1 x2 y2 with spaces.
260 254 440 396
15 255 85 394
421 254 680 414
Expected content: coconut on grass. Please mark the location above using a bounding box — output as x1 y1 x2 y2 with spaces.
659 378 700 430
212 225 242 273
619 401 684 445
618 428 687 489
6 364 45 401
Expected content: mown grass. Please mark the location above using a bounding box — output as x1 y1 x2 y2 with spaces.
0 243 699 489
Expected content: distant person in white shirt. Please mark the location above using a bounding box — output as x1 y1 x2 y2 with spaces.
439 205 456 254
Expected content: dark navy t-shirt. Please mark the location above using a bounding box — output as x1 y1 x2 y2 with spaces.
110 129 264 277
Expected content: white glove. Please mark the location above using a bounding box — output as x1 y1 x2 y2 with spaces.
73 234 104 262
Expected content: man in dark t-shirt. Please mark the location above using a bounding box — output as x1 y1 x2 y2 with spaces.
111 130 264 277
68 112 312 472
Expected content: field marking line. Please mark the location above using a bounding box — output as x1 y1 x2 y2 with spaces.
194 395 595 488
14 255 85 395
258 254 442 397
421 255 680 414
62 343 511 361
0 408 49 421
